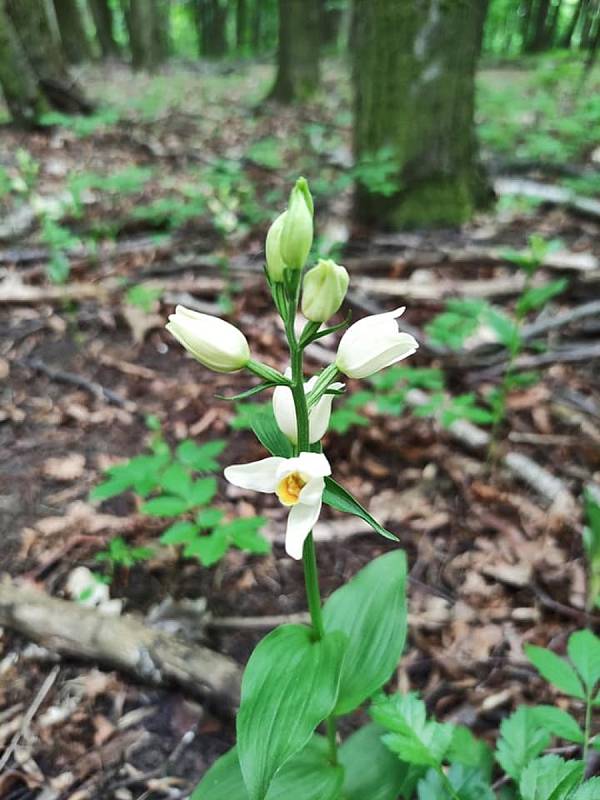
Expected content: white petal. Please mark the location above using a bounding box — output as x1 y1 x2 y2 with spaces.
294 452 331 479
348 333 418 379
298 475 325 505
285 499 322 559
309 393 335 442
224 457 285 493
272 384 298 443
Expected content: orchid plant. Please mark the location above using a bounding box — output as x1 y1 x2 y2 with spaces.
166 178 419 799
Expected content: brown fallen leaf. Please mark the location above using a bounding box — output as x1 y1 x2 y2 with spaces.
42 453 86 482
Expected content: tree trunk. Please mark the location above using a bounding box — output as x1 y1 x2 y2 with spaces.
269 0 320 102
527 0 552 52
195 0 227 57
5 0 92 114
251 0 261 51
352 0 491 229
320 0 342 46
126 0 168 70
0 1 49 125
88 0 120 58
236 0 247 49
52 0 93 63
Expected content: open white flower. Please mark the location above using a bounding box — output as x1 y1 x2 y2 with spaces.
224 452 331 559
273 371 344 444
166 305 250 373
336 307 418 379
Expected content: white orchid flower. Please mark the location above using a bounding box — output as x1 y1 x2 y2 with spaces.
224 452 331 559
166 305 250 373
272 370 344 444
335 307 418 379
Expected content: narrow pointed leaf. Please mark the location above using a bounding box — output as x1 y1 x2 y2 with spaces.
525 644 586 699
322 477 398 542
216 382 276 401
251 405 293 458
567 629 600 691
531 705 584 743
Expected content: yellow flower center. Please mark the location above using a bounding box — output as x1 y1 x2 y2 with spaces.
276 471 307 506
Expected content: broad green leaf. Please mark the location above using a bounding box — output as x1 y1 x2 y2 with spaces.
572 778 600 799
567 630 600 692
90 475 132 501
372 692 454 768
187 477 218 507
531 705 584 743
196 507 224 528
447 726 494 773
191 737 343 800
237 624 346 800
484 307 519 352
340 723 414 800
141 495 190 517
495 707 550 781
176 439 225 471
250 405 294 458
519 755 583 800
516 278 568 316
159 463 192 497
322 477 398 542
323 550 407 715
221 517 270 555
525 644 586 699
418 764 495 800
184 530 228 566
160 520 198 545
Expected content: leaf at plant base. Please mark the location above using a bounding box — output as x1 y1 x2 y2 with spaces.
572 778 600 799
237 624 346 800
323 550 407 715
176 439 225 471
340 723 416 800
372 692 454 768
519 755 584 800
525 644 586 699
141 495 190 517
158 462 192 497
417 764 495 800
251 405 293 458
160 520 198 545
567 629 600 692
531 705 584 743
447 725 494 774
322 477 398 542
187 477 218 507
196 507 224 529
495 707 550 781
184 530 228 566
191 737 342 800
220 517 270 555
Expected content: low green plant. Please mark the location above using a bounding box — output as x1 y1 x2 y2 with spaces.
583 491 600 612
39 107 121 137
41 217 83 284
125 283 163 312
90 417 269 574
95 536 154 578
352 146 401 197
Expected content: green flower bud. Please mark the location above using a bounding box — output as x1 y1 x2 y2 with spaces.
265 211 287 282
280 177 314 271
301 259 349 322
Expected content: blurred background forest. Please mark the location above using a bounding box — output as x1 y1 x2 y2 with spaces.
1 1 600 799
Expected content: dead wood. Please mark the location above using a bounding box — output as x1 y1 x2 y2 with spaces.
494 177 600 219
0 577 241 712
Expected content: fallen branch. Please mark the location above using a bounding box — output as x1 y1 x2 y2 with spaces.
494 177 600 220
0 577 241 713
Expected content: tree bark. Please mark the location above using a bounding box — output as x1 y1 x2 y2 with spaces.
88 0 120 58
236 0 247 49
0 2 49 125
251 0 261 51
527 0 553 52
52 0 93 63
561 0 584 47
352 0 491 229
4 0 92 115
126 0 168 70
269 0 320 102
320 0 342 46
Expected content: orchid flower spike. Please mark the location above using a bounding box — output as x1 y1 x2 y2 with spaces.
224 452 331 559
166 305 250 373
273 370 344 444
335 307 418 379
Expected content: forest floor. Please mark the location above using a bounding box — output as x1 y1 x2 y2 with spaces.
0 57 599 799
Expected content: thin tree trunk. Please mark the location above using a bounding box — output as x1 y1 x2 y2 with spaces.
561 0 585 47
251 0 261 51
0 1 49 125
88 0 120 58
269 0 320 102
352 0 491 229
52 0 93 63
126 0 167 70
528 0 552 51
320 0 342 46
236 0 247 49
5 0 92 114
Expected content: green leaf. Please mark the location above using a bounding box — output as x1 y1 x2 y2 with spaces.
372 692 454 768
485 307 519 352
159 463 192 497
567 629 600 692
160 520 199 545
418 765 495 800
187 477 218 507
531 705 584 743
90 475 132 501
525 644 586 699
221 517 270 555
216 382 276 401
176 440 225 472
572 778 600 799
141 495 190 517
250 405 294 458
340 723 414 800
184 530 228 566
196 507 225 529
495 707 550 781
516 278 568 316
191 737 342 800
322 477 398 542
237 624 346 800
323 551 407 715
447 726 493 773
519 755 584 800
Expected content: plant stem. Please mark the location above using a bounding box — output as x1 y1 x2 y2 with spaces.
286 296 338 765
583 691 592 766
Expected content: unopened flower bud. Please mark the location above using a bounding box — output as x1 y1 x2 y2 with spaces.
166 305 250 373
301 259 349 322
265 211 287 282
280 177 313 270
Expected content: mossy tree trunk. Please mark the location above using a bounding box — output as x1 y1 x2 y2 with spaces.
0 1 49 125
195 0 228 58
52 0 93 63
352 0 491 229
126 0 168 70
4 0 92 116
88 0 120 58
269 0 320 103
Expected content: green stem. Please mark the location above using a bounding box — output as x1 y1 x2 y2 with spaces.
583 691 592 766
286 296 338 765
